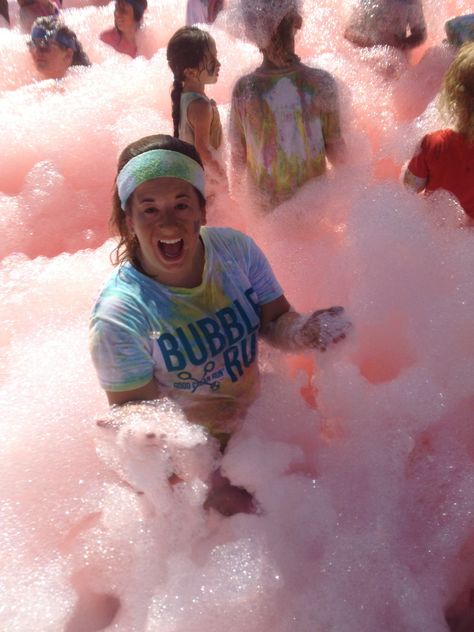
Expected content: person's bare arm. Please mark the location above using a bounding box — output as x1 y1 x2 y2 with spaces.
260 296 351 352
402 166 427 193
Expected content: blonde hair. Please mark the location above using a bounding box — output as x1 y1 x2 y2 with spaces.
439 42 474 141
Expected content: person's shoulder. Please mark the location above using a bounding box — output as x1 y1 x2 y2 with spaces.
93 264 146 306
418 129 464 159
186 93 212 115
423 129 460 148
203 226 254 254
299 63 337 87
100 28 118 46
204 225 249 243
232 71 261 95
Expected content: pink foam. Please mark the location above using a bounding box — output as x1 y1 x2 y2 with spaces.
1 0 474 630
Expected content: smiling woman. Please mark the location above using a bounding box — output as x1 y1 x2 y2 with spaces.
89 134 351 463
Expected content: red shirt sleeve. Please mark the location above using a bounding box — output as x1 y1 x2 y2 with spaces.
407 136 429 179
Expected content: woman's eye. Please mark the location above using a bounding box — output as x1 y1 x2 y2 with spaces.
144 207 157 215
175 203 188 211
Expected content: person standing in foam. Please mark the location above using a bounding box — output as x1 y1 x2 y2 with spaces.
17 0 61 33
229 0 346 210
344 0 427 50
186 0 224 26
166 27 226 191
403 42 474 220
89 134 351 451
28 16 91 80
99 0 147 58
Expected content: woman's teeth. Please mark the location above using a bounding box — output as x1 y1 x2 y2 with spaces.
158 239 184 259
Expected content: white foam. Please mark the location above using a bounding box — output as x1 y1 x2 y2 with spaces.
1 0 474 629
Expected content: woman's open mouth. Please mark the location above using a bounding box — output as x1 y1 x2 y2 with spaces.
158 238 184 260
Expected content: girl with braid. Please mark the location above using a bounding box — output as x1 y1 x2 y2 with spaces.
166 27 226 186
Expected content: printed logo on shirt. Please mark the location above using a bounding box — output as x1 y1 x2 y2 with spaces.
174 361 225 392
154 288 260 384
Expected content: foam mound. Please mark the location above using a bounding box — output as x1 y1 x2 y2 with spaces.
1 0 474 630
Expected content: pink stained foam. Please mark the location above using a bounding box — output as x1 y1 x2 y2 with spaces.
1 0 474 630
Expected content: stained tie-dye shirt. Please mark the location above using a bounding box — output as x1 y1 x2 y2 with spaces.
89 227 282 434
230 61 342 207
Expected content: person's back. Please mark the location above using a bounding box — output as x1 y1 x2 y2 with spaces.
230 0 345 210
231 61 342 207
179 91 222 150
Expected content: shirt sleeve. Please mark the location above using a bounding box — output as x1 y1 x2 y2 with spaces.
407 136 429 179
317 71 343 144
244 235 283 305
89 294 155 392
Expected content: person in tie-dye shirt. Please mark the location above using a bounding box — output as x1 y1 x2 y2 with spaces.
229 0 346 210
90 134 351 434
89 134 351 514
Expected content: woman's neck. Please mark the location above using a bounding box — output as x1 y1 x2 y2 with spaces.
118 26 137 46
183 77 206 95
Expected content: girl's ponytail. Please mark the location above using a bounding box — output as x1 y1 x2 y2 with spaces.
171 78 183 138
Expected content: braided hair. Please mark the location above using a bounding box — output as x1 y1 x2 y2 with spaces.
166 26 214 138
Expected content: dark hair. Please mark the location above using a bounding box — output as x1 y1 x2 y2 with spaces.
115 0 147 27
111 134 206 267
263 10 301 66
32 16 91 67
0 0 10 25
166 27 215 137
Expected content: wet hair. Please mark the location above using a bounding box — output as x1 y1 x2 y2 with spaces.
31 16 91 67
439 42 474 141
111 134 206 267
262 9 301 66
115 0 147 28
166 27 215 138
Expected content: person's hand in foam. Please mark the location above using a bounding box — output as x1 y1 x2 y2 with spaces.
261 304 352 353
293 306 351 351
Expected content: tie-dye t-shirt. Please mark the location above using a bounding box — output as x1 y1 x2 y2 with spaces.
89 227 283 434
230 61 342 207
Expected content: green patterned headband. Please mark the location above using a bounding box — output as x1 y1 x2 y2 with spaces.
117 149 206 210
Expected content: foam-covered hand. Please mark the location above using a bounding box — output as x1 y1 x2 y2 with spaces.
292 306 352 351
